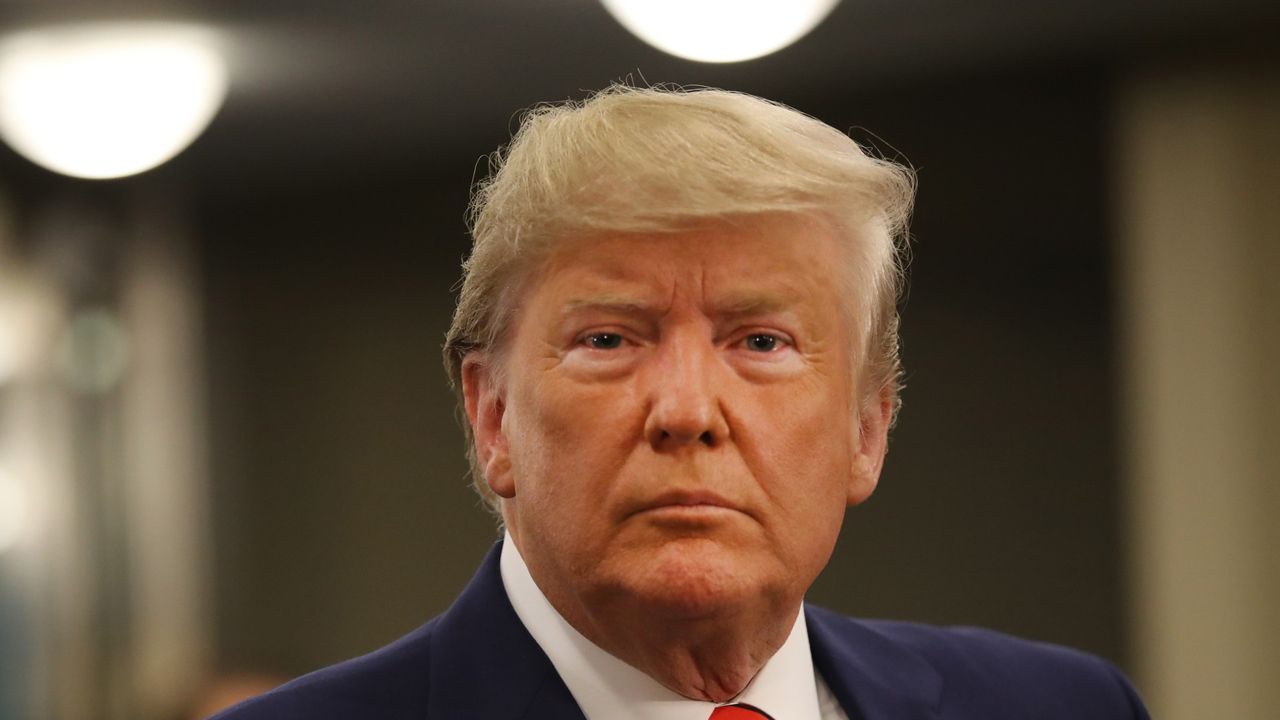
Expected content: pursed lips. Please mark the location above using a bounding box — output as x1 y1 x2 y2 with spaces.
629 490 750 521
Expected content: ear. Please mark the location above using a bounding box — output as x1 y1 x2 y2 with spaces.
847 388 893 507
461 355 515 499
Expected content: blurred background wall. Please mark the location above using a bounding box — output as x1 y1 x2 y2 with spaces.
0 2 1276 719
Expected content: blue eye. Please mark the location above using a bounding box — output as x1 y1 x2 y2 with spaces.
586 333 624 349
744 334 779 352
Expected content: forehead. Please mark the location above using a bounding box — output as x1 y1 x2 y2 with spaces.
531 213 850 308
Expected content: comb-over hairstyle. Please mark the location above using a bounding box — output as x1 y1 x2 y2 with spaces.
444 84 915 513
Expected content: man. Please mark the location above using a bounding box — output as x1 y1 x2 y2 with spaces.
214 85 1149 719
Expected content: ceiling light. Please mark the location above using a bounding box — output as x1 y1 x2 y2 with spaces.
0 22 227 179
600 0 840 63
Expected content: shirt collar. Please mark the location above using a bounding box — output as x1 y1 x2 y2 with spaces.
500 532 825 720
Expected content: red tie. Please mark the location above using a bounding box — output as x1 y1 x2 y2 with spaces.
708 703 775 720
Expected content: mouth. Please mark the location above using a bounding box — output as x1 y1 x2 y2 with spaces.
630 490 746 524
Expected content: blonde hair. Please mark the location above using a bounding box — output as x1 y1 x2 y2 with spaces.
444 84 915 512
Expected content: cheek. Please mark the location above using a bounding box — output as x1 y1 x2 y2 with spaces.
507 376 642 506
745 382 855 513
773 394 854 571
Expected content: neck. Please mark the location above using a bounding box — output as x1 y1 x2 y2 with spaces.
507 530 800 702
577 598 798 702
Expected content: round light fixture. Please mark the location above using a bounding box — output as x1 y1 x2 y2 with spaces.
599 0 841 63
0 22 227 179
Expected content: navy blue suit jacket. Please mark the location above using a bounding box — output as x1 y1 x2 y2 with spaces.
213 543 1149 719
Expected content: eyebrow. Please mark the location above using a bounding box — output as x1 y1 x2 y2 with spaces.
558 292 797 321
707 293 794 320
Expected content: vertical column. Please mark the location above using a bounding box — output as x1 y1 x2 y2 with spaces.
119 192 212 719
1115 62 1280 720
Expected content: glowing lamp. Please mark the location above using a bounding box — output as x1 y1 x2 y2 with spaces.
0 23 227 179
599 0 840 63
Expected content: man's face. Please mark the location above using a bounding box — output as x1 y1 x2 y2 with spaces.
465 213 890 622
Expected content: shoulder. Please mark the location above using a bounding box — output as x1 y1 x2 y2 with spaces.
209 619 439 720
864 616 1131 688
806 606 1149 719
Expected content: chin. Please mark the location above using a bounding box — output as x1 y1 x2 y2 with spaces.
604 536 775 620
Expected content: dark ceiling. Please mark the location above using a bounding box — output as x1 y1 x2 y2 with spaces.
0 0 1277 199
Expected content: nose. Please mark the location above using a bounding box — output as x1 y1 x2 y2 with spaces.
642 330 730 451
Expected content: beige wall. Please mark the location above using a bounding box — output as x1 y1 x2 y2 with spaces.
1116 60 1280 719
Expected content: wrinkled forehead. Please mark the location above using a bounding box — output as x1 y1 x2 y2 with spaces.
517 212 859 329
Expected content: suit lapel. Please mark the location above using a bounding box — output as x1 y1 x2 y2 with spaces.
806 605 943 720
427 541 587 720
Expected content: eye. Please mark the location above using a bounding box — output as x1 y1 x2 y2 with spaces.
743 333 782 352
583 332 625 350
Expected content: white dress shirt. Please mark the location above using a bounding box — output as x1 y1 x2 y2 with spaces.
500 533 850 720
